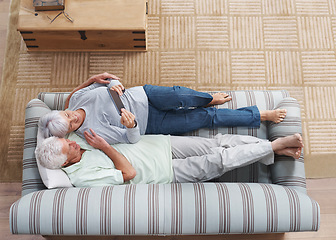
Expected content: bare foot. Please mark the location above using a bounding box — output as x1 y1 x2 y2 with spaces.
260 109 287 123
275 147 302 159
271 134 304 159
206 93 232 107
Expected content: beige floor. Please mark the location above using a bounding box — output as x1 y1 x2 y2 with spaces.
0 0 335 239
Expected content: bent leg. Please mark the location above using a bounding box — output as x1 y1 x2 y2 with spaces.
172 136 274 183
143 84 213 111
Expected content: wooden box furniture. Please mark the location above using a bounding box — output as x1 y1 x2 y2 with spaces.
18 0 147 51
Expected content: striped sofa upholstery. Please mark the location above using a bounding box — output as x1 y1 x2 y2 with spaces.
10 90 320 236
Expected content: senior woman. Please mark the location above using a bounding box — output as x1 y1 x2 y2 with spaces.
37 72 286 145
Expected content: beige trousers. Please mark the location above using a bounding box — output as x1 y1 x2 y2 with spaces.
170 134 274 183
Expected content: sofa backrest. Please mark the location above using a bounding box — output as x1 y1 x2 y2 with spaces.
22 90 306 196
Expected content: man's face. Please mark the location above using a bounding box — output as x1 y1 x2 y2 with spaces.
60 138 81 167
60 110 84 133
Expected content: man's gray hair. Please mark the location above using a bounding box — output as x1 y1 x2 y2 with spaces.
35 137 67 169
37 111 69 145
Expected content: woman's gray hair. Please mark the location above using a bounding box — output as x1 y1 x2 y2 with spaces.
37 110 69 145
35 137 67 169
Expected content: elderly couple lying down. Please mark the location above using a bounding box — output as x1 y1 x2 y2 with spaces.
35 73 302 187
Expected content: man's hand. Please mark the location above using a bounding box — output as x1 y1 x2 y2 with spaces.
89 72 120 85
120 109 136 128
84 128 137 182
84 128 109 151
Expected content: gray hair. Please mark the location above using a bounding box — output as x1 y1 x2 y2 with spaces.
37 111 69 145
35 137 67 169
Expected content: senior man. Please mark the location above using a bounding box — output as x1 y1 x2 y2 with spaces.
35 130 303 187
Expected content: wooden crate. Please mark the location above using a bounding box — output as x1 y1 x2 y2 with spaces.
18 0 147 51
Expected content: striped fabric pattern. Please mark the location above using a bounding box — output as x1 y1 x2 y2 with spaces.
22 100 51 195
11 90 320 235
269 97 307 193
11 183 320 235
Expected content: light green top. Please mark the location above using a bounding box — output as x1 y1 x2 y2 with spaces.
63 133 173 187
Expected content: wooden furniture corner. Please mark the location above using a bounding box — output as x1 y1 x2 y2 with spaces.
18 0 148 51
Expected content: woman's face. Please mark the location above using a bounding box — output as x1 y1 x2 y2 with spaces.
60 110 85 133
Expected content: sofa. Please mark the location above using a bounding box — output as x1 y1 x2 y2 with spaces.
10 90 320 236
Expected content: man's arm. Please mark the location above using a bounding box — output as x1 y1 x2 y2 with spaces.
64 72 121 109
84 129 136 182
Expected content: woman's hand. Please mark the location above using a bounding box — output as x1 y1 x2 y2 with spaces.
65 72 121 109
120 109 136 128
89 72 120 85
110 84 125 96
84 128 109 150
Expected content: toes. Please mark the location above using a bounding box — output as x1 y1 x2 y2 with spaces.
294 133 302 141
295 148 302 159
208 93 231 106
276 117 285 123
274 109 287 123
213 93 232 104
224 96 232 102
218 93 230 99
294 133 304 147
276 109 287 115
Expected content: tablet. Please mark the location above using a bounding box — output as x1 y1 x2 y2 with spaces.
108 88 125 115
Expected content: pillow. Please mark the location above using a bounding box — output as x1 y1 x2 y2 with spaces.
36 157 73 188
36 132 95 188
33 100 73 188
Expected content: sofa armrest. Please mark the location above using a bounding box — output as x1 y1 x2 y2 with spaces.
22 99 50 196
38 92 70 110
268 97 307 193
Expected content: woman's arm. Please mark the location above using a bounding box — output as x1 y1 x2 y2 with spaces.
64 72 121 109
84 129 136 182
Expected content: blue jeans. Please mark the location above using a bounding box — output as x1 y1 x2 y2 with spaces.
143 85 260 135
